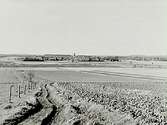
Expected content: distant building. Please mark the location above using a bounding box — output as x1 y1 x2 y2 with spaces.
72 52 78 62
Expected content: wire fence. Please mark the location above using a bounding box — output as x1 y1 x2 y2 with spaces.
0 78 166 104
3 81 38 103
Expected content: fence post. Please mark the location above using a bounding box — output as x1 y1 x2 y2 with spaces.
34 82 36 89
9 85 14 103
30 81 33 90
28 82 31 90
18 85 21 98
24 85 27 95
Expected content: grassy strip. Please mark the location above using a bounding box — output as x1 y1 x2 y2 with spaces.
2 99 43 125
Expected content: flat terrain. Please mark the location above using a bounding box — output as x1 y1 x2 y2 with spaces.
0 67 166 104
1 55 167 68
0 66 166 124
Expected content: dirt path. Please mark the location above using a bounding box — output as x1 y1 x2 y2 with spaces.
2 81 136 125
17 84 57 125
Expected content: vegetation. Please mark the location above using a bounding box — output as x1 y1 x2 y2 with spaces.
20 55 167 62
0 69 166 125
56 81 167 124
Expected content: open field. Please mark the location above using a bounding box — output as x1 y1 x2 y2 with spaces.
64 67 167 78
0 0 166 123
0 67 166 125
0 67 166 104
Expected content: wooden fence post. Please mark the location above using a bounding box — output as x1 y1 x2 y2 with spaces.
24 85 27 95
18 85 21 98
30 82 32 90
28 82 30 90
9 85 14 103
34 82 36 89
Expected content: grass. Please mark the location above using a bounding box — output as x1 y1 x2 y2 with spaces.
56 81 167 124
0 68 166 104
0 67 166 124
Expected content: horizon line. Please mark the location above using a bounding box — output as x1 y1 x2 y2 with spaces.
0 53 166 57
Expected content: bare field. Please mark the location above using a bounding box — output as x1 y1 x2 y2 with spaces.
0 67 166 103
33 68 167 93
0 67 167 125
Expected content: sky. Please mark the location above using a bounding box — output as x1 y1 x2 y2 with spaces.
0 0 166 56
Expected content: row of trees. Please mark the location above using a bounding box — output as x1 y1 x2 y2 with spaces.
76 56 119 62
23 55 120 62
22 55 167 62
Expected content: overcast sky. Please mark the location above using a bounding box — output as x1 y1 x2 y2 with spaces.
0 0 166 55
